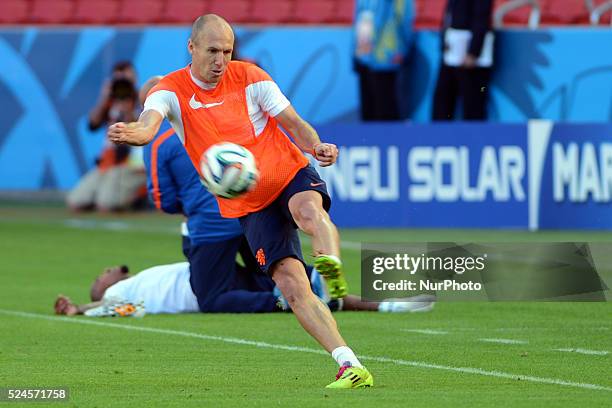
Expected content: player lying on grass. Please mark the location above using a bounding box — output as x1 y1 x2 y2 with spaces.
54 262 435 316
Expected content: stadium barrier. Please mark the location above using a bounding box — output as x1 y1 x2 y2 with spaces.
0 27 610 132
0 27 610 230
316 121 612 230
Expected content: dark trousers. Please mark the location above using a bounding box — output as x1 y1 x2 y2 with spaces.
183 236 278 313
356 62 401 121
432 64 491 121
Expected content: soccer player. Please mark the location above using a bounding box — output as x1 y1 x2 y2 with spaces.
138 75 435 317
140 76 282 314
108 14 371 388
54 263 435 316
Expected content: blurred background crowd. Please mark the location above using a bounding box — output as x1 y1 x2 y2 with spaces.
0 0 610 224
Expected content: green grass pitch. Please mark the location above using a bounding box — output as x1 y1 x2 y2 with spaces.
0 207 610 407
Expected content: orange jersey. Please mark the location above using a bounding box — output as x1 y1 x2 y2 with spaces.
144 62 309 218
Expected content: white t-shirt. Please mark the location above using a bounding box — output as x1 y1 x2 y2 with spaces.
103 262 199 314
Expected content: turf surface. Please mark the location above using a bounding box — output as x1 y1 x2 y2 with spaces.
0 207 610 407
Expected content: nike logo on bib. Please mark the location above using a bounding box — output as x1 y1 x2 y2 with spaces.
189 94 224 110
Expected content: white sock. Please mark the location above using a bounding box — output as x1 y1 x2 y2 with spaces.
331 346 363 368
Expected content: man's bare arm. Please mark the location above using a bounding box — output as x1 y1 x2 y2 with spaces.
54 295 103 316
107 110 163 146
275 105 338 167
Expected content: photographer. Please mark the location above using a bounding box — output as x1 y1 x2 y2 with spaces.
67 62 147 212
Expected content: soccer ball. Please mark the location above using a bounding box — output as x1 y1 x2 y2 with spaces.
199 142 259 198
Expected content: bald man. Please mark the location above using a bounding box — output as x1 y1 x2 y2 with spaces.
140 75 288 314
108 15 372 388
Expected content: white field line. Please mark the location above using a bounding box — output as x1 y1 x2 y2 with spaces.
63 219 179 234
401 327 610 333
479 338 529 345
491 327 611 332
401 329 609 357
64 219 131 231
1 309 610 392
554 348 609 356
401 329 449 335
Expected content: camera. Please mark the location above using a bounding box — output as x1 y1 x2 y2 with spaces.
110 77 136 101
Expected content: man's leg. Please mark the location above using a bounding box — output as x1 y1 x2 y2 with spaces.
208 289 279 313
239 199 372 388
233 236 276 292
114 166 147 209
356 61 376 121
342 294 436 313
341 295 379 311
461 67 491 120
270 257 372 388
96 167 122 211
66 168 100 211
288 190 347 298
371 69 400 121
188 236 279 313
271 257 344 351
432 64 458 121
288 191 338 258
96 166 146 211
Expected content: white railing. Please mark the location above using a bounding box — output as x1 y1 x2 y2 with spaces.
587 0 612 25
494 0 541 29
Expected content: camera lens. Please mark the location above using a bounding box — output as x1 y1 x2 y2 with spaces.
110 78 136 100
